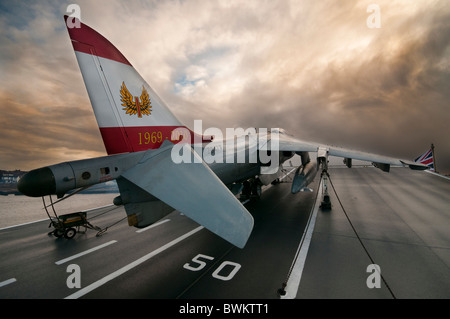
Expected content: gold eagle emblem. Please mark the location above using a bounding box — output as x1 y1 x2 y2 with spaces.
120 81 151 117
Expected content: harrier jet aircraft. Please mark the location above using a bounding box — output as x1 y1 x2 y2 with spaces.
18 16 427 248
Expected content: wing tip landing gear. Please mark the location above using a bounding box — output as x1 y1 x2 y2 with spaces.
319 171 332 210
318 148 332 211
320 194 332 210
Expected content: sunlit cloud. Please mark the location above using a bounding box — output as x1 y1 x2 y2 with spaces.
0 0 449 173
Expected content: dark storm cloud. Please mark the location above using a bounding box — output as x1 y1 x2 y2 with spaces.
171 0 450 172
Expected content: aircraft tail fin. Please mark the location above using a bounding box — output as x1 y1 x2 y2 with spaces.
64 16 206 154
63 17 253 247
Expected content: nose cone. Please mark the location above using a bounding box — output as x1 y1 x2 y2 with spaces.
17 167 56 197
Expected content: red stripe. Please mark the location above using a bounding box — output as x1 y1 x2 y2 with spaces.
99 126 212 155
419 149 432 162
99 127 133 154
64 15 132 66
421 158 434 165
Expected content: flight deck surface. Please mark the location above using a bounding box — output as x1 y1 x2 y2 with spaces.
0 167 449 300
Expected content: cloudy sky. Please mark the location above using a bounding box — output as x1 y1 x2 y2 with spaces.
0 0 449 173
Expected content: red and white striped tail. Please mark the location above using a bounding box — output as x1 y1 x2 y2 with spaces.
65 16 207 154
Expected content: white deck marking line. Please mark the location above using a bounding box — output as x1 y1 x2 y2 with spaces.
65 226 204 299
425 169 450 180
135 219 171 233
0 219 48 231
0 205 117 231
280 167 297 180
82 204 116 213
0 278 17 288
280 177 323 299
262 166 297 192
55 240 118 265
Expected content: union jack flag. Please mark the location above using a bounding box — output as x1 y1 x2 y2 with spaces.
414 148 435 171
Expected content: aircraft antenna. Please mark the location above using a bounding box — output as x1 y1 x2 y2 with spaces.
431 143 437 173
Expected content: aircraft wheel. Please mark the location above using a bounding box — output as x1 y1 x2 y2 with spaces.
251 183 262 198
53 229 64 238
64 228 77 239
271 178 280 185
241 181 251 198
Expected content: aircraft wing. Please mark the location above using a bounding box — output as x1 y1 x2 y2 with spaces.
121 141 254 248
277 133 428 171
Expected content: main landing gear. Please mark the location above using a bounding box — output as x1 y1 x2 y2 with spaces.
240 178 262 200
320 170 332 210
318 147 332 211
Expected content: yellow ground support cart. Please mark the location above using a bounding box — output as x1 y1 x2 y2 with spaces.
49 211 102 239
42 196 103 239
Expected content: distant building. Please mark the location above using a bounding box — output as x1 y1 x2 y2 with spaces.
0 170 26 184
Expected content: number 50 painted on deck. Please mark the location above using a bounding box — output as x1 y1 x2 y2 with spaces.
183 254 241 281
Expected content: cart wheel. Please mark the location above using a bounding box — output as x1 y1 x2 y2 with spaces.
64 228 77 239
53 229 64 238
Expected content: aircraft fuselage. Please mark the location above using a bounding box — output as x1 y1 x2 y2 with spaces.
18 133 295 198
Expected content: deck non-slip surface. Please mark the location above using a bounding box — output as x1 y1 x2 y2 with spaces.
0 167 448 300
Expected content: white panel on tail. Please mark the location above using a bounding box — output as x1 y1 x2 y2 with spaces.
75 51 183 129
